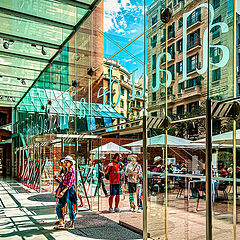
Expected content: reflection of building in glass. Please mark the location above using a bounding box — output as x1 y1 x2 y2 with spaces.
237 13 240 96
147 0 208 119
147 0 234 120
103 59 145 122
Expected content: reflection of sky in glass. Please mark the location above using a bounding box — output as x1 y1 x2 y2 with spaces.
104 0 147 80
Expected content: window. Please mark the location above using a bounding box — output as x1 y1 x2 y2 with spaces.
152 92 156 102
176 39 183 52
187 29 200 50
187 8 201 27
210 47 220 63
108 68 112 76
120 75 124 81
178 82 184 93
213 0 220 9
186 78 196 88
167 86 173 95
121 88 125 95
187 54 199 73
161 28 166 43
152 73 156 88
168 22 175 39
173 0 177 6
212 68 221 82
151 34 157 48
187 101 200 112
120 100 124 108
168 108 173 117
177 105 184 115
152 54 156 70
169 65 175 80
178 17 183 28
211 16 221 39
0 112 7 127
176 61 183 75
151 111 157 116
168 44 175 59
152 15 157 26
136 101 141 108
188 122 199 136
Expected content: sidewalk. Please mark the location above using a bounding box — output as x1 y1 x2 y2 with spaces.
0 178 142 240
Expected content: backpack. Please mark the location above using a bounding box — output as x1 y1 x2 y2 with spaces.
105 162 121 180
105 167 111 180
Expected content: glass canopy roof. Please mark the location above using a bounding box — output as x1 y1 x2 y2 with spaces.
0 0 101 107
18 88 125 119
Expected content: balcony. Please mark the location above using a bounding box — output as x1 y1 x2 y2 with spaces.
174 1 185 15
187 16 201 31
187 38 201 51
177 85 202 100
167 94 176 104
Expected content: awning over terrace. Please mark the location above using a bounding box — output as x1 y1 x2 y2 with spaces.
18 88 125 119
0 0 101 107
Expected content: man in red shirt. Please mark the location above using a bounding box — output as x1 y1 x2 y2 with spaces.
105 153 123 213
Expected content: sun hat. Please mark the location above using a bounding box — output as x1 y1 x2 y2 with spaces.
61 155 76 165
99 156 106 160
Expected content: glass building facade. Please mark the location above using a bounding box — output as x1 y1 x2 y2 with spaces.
1 0 239 239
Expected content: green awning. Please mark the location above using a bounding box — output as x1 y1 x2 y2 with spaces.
0 0 101 107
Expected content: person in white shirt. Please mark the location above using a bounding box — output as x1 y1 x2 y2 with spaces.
125 155 143 212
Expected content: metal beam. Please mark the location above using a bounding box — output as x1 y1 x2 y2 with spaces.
15 0 102 108
54 0 92 9
0 33 60 49
0 73 35 81
0 50 49 63
0 7 74 30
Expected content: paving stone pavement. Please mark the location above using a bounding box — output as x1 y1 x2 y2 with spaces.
0 178 142 240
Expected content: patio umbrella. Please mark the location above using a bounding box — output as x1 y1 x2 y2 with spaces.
123 134 204 148
90 142 132 154
194 129 240 145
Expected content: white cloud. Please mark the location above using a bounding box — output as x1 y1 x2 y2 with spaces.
130 29 137 33
104 0 142 33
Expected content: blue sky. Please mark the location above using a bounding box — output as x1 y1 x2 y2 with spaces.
103 0 153 80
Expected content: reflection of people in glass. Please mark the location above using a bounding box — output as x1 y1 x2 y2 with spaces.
220 164 229 177
105 153 122 213
125 154 143 212
98 156 108 197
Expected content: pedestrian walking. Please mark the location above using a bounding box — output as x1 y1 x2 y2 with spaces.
54 156 77 230
98 156 108 197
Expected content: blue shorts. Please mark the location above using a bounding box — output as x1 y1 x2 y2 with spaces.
110 184 120 196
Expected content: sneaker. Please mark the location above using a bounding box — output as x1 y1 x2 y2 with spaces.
114 207 120 213
137 208 142 213
130 208 136 212
109 207 114 213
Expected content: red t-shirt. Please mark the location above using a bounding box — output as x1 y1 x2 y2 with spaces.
109 161 120 184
